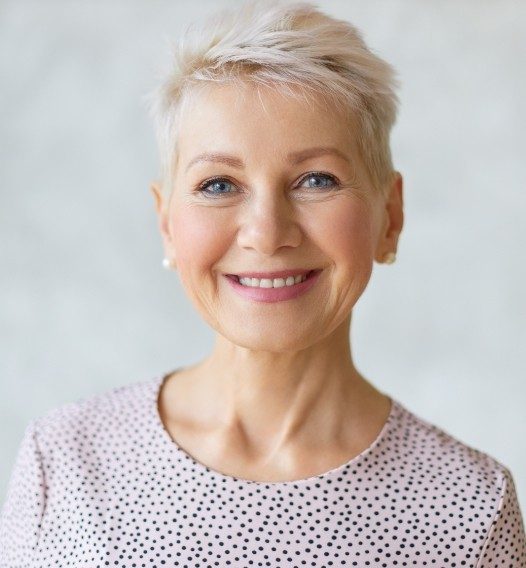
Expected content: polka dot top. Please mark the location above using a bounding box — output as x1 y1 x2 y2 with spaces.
1 371 525 567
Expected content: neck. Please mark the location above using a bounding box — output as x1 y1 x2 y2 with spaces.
181 315 385 456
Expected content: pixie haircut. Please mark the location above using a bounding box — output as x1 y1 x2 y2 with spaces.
146 0 399 198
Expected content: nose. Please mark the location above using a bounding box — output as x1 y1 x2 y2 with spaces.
236 186 302 256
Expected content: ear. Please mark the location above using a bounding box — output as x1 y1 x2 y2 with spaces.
374 171 404 263
150 180 175 261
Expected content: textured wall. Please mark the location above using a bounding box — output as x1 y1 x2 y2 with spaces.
1 0 525 508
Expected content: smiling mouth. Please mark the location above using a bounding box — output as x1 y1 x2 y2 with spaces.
226 269 320 288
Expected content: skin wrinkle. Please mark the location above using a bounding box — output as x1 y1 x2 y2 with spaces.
185 146 353 174
151 81 403 481
165 80 371 197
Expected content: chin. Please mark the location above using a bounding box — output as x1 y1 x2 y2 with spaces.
216 324 321 353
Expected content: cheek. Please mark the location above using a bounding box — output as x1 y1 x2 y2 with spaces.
170 207 231 274
312 199 376 265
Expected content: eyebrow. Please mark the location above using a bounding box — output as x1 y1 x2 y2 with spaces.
185 146 350 173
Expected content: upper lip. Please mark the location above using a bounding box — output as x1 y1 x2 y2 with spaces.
227 268 320 279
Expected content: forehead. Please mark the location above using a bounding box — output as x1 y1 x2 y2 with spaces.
176 82 358 164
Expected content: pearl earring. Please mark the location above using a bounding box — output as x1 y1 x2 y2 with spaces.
383 252 396 264
162 257 176 270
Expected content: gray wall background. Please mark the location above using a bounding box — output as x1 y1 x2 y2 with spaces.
1 0 525 509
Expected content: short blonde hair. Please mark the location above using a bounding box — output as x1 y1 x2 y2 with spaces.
146 0 399 197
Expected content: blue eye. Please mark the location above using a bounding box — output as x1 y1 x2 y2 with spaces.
299 172 338 189
196 172 339 198
198 178 235 196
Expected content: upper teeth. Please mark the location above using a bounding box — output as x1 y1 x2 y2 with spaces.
238 274 308 288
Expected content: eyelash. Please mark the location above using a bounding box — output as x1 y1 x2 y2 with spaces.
196 171 340 198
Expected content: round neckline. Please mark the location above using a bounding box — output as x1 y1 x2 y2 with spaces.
150 367 400 486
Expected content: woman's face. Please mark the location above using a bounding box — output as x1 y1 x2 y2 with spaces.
152 82 402 352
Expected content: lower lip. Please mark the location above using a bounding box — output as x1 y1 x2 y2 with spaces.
224 270 322 303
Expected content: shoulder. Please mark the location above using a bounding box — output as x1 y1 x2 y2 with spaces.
31 374 163 454
387 399 526 561
390 398 510 497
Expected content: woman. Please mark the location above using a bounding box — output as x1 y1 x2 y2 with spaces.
1 0 525 566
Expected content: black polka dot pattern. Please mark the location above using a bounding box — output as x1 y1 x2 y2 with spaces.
1 371 525 567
